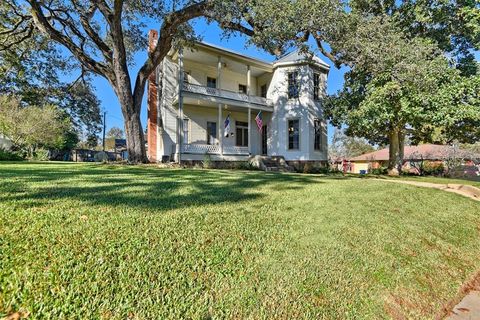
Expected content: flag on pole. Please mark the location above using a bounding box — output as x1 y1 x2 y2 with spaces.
255 111 263 131
224 114 231 137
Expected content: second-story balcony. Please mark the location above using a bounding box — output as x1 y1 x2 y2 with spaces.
181 82 273 110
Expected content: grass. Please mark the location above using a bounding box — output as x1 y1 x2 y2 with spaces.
0 162 479 319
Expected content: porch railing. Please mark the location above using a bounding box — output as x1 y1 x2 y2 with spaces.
181 143 249 155
182 83 271 106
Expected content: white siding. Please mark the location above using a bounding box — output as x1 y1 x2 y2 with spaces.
154 45 328 162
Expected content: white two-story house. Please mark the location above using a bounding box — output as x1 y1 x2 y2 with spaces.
147 30 329 167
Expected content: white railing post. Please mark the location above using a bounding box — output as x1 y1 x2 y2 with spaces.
177 48 184 164
248 107 252 155
247 65 251 96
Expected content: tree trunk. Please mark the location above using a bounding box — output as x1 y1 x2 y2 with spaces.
124 110 146 163
387 127 404 176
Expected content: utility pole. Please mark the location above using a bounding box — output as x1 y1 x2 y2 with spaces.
102 111 106 151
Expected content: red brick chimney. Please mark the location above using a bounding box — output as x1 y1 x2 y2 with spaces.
147 30 158 162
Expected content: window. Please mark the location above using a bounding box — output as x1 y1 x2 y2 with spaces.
238 84 247 94
288 119 300 150
207 77 217 88
183 118 189 144
207 122 217 145
235 121 248 147
260 84 267 98
313 73 320 100
287 71 299 99
183 71 190 83
314 118 322 151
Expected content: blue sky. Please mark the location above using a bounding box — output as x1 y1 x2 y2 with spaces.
91 18 347 141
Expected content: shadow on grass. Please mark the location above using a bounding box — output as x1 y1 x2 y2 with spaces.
0 163 328 213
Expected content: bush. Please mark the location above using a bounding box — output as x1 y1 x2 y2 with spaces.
0 148 24 161
370 167 388 175
202 153 213 169
422 161 445 176
29 149 49 161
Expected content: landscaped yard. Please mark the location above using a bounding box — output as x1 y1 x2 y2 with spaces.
1 162 479 319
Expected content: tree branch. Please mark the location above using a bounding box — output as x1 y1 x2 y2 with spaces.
132 1 211 110
27 0 112 80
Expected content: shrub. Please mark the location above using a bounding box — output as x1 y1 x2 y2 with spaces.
370 167 388 175
202 154 213 169
29 149 49 161
0 148 24 161
423 161 445 176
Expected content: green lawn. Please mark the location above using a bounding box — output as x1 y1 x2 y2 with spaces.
1 162 479 319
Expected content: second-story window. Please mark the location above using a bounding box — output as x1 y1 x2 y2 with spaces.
313 73 320 100
238 84 247 94
287 71 299 99
207 77 217 89
260 84 267 98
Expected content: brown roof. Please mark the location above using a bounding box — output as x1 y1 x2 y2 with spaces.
350 144 480 161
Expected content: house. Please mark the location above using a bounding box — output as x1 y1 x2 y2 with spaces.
146 30 329 168
349 144 480 174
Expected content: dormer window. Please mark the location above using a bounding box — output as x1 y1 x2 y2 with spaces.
287 71 299 99
313 73 320 100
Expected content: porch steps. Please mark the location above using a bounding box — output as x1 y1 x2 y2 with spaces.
249 155 295 172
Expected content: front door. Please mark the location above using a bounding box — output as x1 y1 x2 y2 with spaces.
261 125 268 155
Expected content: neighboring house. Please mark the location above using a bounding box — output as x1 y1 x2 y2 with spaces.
0 134 12 150
147 30 329 167
349 144 480 174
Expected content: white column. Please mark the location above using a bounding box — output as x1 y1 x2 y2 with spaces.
217 56 223 156
246 65 251 95
217 56 222 90
248 107 251 155
218 104 223 156
177 48 184 164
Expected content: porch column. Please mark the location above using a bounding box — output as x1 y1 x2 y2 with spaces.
218 104 223 156
246 65 251 95
217 56 222 90
217 56 223 156
177 47 184 164
248 107 251 155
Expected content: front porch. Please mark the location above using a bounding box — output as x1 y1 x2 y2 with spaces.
171 103 270 162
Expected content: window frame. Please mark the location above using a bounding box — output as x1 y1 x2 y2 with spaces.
313 73 321 101
207 77 217 89
314 118 322 151
287 71 299 99
238 84 247 94
260 84 267 98
235 121 249 147
206 121 217 145
287 118 300 150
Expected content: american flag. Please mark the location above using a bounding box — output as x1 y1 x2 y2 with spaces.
255 111 263 131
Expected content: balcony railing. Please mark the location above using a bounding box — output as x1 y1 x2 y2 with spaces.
181 143 249 155
182 83 271 106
